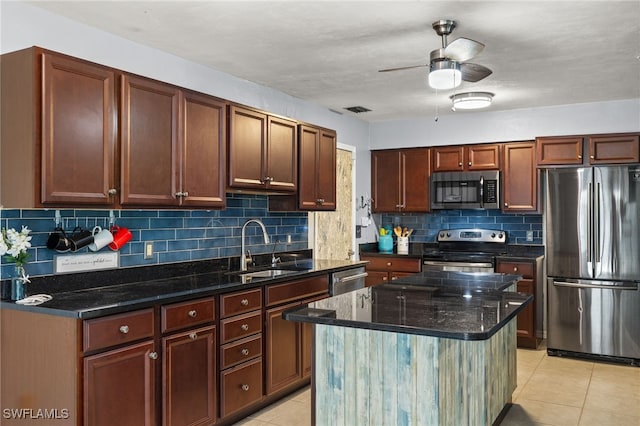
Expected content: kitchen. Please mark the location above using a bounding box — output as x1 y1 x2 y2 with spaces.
1 1 640 426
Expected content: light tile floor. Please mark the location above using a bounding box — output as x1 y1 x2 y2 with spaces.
236 343 640 425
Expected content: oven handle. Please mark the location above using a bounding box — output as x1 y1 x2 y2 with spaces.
423 260 494 268
334 272 369 283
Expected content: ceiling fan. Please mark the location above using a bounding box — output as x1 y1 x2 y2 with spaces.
379 19 492 90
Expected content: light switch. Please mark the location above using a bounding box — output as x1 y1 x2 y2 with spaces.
526 231 533 242
144 241 154 259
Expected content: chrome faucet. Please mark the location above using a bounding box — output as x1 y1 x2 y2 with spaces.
240 219 270 271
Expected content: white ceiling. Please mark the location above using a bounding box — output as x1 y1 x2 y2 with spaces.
28 0 640 122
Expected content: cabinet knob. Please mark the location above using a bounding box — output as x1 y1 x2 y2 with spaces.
513 267 518 272
241 324 249 331
382 276 388 281
108 188 117 195
386 262 392 266
241 384 250 392
590 155 595 159
148 352 158 360
188 310 197 318
504 203 509 207
578 155 583 159
240 299 249 306
458 162 463 167
175 191 183 197
391 276 398 280
119 325 129 334
316 198 325 205
182 191 189 197
468 161 472 166
189 332 198 340
241 348 250 356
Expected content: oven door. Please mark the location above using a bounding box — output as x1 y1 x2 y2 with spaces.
423 260 495 273
330 267 368 296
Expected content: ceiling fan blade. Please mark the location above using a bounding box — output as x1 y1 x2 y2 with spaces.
378 64 428 73
460 62 492 82
444 37 485 62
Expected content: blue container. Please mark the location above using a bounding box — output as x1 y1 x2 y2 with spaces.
378 234 393 253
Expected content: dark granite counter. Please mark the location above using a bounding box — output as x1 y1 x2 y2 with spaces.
359 242 544 261
284 270 531 341
0 258 367 319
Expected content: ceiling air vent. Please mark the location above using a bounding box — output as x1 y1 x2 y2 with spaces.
344 106 371 114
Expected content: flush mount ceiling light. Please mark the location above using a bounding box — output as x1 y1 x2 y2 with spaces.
428 60 462 90
450 92 494 110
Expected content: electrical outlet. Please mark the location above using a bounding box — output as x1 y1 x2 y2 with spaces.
355 225 362 238
144 241 154 259
526 231 533 242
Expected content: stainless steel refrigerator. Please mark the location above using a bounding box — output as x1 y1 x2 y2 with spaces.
546 166 640 362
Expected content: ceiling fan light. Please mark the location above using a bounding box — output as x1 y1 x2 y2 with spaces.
450 92 494 109
428 61 462 90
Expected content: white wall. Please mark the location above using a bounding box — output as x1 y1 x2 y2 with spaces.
3 1 640 246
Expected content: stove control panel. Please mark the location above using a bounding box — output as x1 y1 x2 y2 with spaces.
437 228 506 244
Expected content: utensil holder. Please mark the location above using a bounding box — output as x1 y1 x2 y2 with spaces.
397 236 409 255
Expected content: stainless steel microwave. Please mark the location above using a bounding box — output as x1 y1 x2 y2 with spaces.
430 171 501 210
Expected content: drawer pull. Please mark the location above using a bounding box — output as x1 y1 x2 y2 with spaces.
189 332 198 340
148 352 158 360
241 324 249 331
241 384 250 392
386 262 392 266
241 348 250 356
513 267 518 272
240 299 249 306
188 310 197 318
382 276 388 281
119 325 129 334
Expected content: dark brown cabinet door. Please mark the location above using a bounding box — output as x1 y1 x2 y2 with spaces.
432 146 464 172
402 148 431 212
84 340 156 426
466 144 501 170
536 136 584 165
41 52 117 206
298 125 337 210
588 134 639 164
181 91 226 208
266 116 298 191
120 74 180 206
301 321 313 379
502 141 538 212
220 358 263 418
371 150 401 212
228 105 267 189
265 302 302 395
515 279 535 341
162 326 216 426
496 260 538 348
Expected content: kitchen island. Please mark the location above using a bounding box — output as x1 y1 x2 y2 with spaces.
283 271 531 426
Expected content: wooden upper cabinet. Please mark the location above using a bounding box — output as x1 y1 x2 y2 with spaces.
372 148 430 213
502 141 538 212
535 136 584 165
298 125 337 210
432 144 500 172
181 91 226 208
1 48 118 207
120 74 181 206
588 134 639 164
228 105 297 192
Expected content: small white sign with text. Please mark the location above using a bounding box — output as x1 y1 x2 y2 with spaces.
54 252 119 274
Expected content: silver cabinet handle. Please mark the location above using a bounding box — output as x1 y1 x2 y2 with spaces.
316 198 325 205
176 191 183 197
240 299 249 306
182 191 188 197
108 188 117 195
188 310 197 318
189 332 198 340
119 325 129 334
149 352 158 360
241 348 250 356
241 384 250 391
241 324 249 331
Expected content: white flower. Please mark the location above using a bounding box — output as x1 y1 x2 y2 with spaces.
1 225 32 267
0 236 7 256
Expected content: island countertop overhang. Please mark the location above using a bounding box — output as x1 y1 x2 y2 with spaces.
283 271 532 341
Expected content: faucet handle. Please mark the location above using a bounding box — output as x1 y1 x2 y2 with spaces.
244 250 252 268
271 255 281 267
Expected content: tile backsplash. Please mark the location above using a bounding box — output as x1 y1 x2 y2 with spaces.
0 194 308 279
378 210 543 245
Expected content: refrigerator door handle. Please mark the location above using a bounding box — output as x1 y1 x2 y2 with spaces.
553 281 638 291
595 182 601 264
587 182 592 265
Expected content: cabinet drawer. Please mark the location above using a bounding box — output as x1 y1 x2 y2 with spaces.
496 261 534 278
265 275 329 307
363 256 421 273
220 334 262 369
220 358 263 417
221 288 262 318
220 311 262 344
161 297 215 333
83 308 154 352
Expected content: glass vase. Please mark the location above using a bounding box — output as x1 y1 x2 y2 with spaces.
11 265 26 301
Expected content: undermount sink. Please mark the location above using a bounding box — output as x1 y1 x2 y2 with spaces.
240 269 296 279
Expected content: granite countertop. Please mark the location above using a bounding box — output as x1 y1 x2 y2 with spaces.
0 258 367 319
283 271 532 341
359 242 545 261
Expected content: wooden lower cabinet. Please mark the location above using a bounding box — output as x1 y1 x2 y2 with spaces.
265 302 302 394
162 326 216 426
220 358 263 417
84 340 157 426
496 258 542 349
360 255 422 286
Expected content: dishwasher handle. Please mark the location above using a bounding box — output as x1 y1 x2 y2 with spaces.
553 281 638 291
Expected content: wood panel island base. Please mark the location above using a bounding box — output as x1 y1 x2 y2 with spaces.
283 271 532 426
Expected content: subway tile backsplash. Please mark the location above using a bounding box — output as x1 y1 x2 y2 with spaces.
379 210 543 245
0 194 308 279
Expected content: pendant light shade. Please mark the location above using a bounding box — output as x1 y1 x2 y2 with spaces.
450 92 494 109
428 60 462 90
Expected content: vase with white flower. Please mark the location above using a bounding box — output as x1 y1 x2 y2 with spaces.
0 226 32 301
